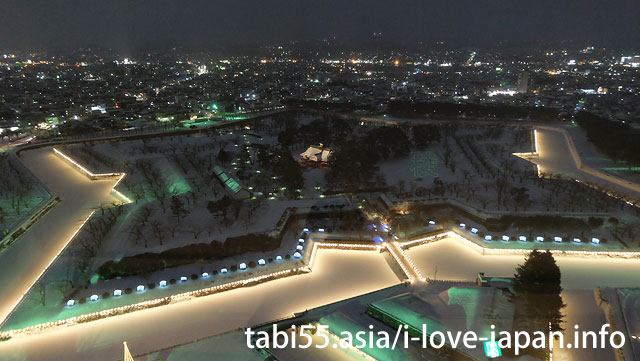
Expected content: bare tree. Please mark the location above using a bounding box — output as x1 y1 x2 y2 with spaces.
151 220 166 246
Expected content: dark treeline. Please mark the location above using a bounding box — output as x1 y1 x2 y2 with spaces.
387 101 562 121
328 126 416 184
576 111 640 166
285 99 362 112
97 233 280 280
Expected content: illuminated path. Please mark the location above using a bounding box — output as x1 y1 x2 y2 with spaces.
361 114 640 204
0 248 400 361
404 236 640 361
405 236 640 289
515 127 640 204
2 232 640 360
385 241 424 283
0 149 122 329
2 140 640 360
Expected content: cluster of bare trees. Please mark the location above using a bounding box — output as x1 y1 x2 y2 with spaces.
66 144 118 171
128 205 152 246
390 124 640 246
65 204 124 290
609 220 640 246
536 175 628 213
63 132 269 246
396 125 596 214
134 159 172 210
454 136 483 175
0 154 40 229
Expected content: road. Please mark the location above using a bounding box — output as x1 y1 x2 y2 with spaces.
0 136 36 153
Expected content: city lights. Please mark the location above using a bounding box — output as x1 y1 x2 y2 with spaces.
1 21 639 361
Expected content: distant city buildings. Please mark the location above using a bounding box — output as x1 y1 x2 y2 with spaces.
517 70 531 94
620 55 640 67
0 44 639 141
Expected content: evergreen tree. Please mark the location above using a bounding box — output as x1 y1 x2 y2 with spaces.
512 250 565 357
170 196 189 220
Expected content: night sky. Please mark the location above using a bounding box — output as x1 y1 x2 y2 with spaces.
1 0 639 51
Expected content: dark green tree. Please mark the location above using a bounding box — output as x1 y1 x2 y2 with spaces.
412 124 441 149
170 196 189 220
217 148 232 164
512 250 565 357
207 196 232 221
273 149 304 197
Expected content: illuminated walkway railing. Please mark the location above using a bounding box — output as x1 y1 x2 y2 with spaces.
0 210 96 331
0 240 382 338
4 221 640 338
401 228 640 258
446 230 640 258
512 129 541 176
398 233 447 249
384 242 416 283
391 242 424 281
52 148 132 204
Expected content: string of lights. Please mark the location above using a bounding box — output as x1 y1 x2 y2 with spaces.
384 243 415 283
0 240 382 338
52 148 133 204
0 210 96 330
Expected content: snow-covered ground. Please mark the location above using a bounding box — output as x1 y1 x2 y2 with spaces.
0 149 121 328
553 290 616 361
565 123 640 185
616 288 640 360
139 331 265 361
527 127 640 203
2 232 639 360
0 154 50 238
3 115 640 360
0 248 400 361
2 115 371 335
405 235 640 290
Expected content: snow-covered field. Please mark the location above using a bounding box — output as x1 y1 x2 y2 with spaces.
0 148 121 331
3 113 640 360
140 331 265 361
533 127 640 201
0 154 50 239
566 123 640 185
0 248 401 361
405 235 640 290
7 115 640 334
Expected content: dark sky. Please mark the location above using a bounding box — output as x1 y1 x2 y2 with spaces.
1 0 639 51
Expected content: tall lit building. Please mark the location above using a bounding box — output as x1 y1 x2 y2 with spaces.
517 70 531 94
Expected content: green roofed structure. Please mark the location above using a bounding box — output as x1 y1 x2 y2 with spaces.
213 166 251 199
367 294 447 340
367 284 515 361
319 312 411 361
